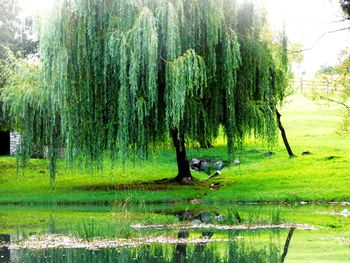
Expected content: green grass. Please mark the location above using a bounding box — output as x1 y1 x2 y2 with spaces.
0 154 208 204
204 94 350 203
0 92 349 204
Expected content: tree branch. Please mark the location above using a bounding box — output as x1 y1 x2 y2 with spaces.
288 27 350 53
319 95 350 109
326 18 348 24
302 27 350 52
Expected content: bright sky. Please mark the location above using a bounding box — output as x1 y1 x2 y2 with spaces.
20 0 51 16
21 0 350 74
260 0 350 74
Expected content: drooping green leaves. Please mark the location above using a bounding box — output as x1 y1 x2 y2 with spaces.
165 49 207 132
1 0 291 180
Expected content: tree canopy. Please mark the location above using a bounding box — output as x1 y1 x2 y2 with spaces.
318 64 335 74
1 0 291 182
0 0 38 131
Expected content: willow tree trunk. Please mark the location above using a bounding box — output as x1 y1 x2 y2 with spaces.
171 128 193 185
276 110 295 157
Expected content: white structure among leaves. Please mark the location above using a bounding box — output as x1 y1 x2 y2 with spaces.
10 132 21 155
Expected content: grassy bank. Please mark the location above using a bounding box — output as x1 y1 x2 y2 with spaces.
0 93 349 204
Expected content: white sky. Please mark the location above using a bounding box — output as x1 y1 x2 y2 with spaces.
20 0 350 74
260 0 350 74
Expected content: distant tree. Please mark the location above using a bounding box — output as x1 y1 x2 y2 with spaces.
309 1 350 131
340 0 350 18
0 0 38 131
1 0 291 184
318 64 335 74
1 50 41 160
311 50 350 132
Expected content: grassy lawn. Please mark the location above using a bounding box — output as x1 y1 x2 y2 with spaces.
0 92 349 204
204 93 350 203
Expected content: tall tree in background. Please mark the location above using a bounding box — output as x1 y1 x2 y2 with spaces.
311 50 350 132
0 0 38 130
1 0 291 184
340 0 350 18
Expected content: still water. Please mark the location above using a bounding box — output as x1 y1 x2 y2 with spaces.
2 242 282 263
0 204 349 262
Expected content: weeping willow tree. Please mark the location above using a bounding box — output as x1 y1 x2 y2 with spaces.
1 0 290 184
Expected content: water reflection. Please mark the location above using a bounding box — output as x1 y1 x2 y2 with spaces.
0 235 10 263
5 241 282 263
0 223 297 262
0 205 300 263
1 204 349 262
281 228 295 263
174 231 189 262
173 211 218 262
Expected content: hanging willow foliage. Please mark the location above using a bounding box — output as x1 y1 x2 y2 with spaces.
165 49 207 131
1 0 291 182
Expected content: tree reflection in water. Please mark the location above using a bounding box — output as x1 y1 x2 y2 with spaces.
8 238 285 263
0 235 10 263
1 225 296 263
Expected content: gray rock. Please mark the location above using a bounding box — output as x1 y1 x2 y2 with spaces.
191 158 201 166
198 212 212 223
194 212 218 224
200 161 210 171
213 161 224 170
214 215 223 221
190 158 201 171
191 158 227 172
233 159 240 165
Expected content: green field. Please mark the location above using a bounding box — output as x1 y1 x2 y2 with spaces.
0 93 349 204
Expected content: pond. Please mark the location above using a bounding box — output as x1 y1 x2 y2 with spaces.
0 203 349 262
